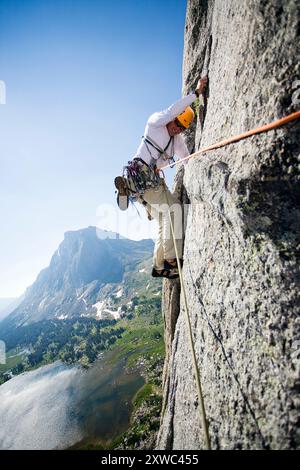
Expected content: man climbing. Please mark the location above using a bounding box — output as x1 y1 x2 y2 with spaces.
115 76 208 279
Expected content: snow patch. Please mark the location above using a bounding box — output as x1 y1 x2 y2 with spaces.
113 289 123 298
92 301 105 320
103 307 121 320
38 297 49 311
57 314 68 320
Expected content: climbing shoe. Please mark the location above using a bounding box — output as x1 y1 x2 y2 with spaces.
114 176 129 211
151 267 179 279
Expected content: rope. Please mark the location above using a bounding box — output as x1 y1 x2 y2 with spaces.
160 109 300 170
163 184 211 450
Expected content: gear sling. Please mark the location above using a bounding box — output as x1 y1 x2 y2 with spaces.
115 136 174 210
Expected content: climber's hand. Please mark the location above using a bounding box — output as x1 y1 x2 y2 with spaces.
196 76 208 95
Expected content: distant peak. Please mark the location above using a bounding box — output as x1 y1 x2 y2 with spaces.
63 226 127 241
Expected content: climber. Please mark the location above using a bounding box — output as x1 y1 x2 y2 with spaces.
115 76 208 279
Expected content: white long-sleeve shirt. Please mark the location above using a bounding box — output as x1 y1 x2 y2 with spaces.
134 93 197 168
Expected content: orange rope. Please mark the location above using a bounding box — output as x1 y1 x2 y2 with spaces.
160 109 300 171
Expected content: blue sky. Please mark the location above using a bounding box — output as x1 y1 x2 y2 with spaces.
0 0 187 297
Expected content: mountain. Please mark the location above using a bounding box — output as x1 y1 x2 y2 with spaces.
2 226 155 328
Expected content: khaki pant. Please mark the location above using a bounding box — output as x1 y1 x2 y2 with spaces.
138 180 183 270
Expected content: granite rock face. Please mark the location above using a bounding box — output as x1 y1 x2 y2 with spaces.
157 0 300 450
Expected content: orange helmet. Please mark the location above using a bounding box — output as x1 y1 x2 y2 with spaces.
176 106 195 128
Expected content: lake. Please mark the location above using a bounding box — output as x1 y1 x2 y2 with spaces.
0 350 144 449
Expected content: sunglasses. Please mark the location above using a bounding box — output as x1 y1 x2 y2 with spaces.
174 118 186 131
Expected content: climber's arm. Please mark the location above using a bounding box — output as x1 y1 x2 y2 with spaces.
148 77 208 128
148 94 197 127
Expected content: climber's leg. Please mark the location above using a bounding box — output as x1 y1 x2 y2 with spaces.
142 180 183 267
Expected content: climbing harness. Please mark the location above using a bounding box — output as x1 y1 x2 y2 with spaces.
114 134 176 211
160 109 300 170
114 158 162 214
143 134 176 167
